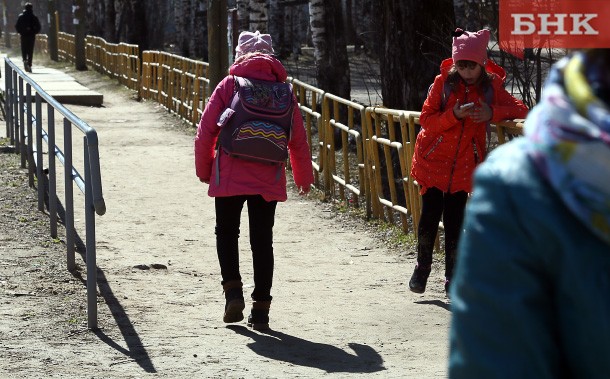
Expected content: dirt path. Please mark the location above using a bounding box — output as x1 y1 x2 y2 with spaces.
0 58 451 378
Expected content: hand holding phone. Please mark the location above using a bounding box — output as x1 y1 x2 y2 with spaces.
460 102 475 110
454 101 475 120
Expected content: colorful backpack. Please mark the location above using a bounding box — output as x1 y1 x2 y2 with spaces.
217 76 294 165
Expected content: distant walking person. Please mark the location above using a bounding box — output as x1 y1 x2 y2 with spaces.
15 3 41 73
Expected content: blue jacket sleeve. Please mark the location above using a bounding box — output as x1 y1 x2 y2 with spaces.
448 143 563 379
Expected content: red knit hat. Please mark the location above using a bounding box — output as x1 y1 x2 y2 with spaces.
452 28 490 67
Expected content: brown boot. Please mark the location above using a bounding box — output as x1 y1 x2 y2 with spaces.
222 280 245 323
247 300 271 330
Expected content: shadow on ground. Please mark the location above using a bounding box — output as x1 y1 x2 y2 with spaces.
228 325 385 374
50 187 156 373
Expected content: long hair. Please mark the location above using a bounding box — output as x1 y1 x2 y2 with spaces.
446 64 493 94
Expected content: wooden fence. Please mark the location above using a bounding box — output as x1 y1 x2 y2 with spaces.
19 32 526 241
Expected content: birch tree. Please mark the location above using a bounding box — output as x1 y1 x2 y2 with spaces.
308 0 350 99
268 0 285 56
2 0 12 47
249 0 268 33
236 0 249 32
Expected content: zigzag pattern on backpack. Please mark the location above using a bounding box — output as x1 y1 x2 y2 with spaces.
235 121 288 150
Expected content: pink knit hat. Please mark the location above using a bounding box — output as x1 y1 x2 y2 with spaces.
235 31 274 58
452 28 490 67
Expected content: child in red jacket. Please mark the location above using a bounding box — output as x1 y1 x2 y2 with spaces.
409 28 528 296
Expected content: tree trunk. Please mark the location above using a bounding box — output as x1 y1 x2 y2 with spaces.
115 0 129 41
268 0 286 57
208 0 228 90
236 0 249 32
142 0 167 50
352 0 375 55
105 0 117 42
308 0 350 99
175 0 191 56
189 0 207 59
126 0 147 50
48 0 59 60
343 0 355 45
249 0 268 33
452 0 478 31
379 0 454 110
3 0 11 48
86 0 104 37
75 0 87 70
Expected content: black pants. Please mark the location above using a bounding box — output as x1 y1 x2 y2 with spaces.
416 187 468 279
215 195 277 302
20 36 35 67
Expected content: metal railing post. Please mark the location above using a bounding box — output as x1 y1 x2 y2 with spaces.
64 118 75 271
84 138 98 329
4 60 10 140
35 94 44 210
48 107 58 238
19 77 25 167
12 69 19 147
26 84 35 188
85 131 105 214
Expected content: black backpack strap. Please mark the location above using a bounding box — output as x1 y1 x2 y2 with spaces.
428 81 451 111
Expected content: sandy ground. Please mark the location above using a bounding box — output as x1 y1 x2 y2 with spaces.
0 57 451 378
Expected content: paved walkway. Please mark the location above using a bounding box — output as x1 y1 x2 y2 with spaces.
0 57 451 378
1 53 103 106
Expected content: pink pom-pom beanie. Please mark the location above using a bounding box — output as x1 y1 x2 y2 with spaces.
235 30 274 58
452 28 490 67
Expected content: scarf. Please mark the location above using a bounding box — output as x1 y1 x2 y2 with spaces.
525 52 610 245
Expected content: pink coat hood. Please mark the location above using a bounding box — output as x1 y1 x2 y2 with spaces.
194 54 313 201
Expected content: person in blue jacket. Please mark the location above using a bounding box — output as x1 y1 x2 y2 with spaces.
449 49 610 378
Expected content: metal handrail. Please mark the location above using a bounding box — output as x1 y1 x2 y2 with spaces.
4 57 105 330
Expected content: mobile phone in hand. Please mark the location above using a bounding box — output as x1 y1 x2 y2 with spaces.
460 102 474 110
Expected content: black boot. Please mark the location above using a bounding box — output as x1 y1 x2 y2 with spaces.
247 300 271 330
223 280 245 323
409 264 431 294
411 229 434 294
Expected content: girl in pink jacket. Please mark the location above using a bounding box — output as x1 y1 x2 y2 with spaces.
194 31 314 330
409 29 528 296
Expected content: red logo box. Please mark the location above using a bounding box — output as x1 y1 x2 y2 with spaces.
499 0 610 57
